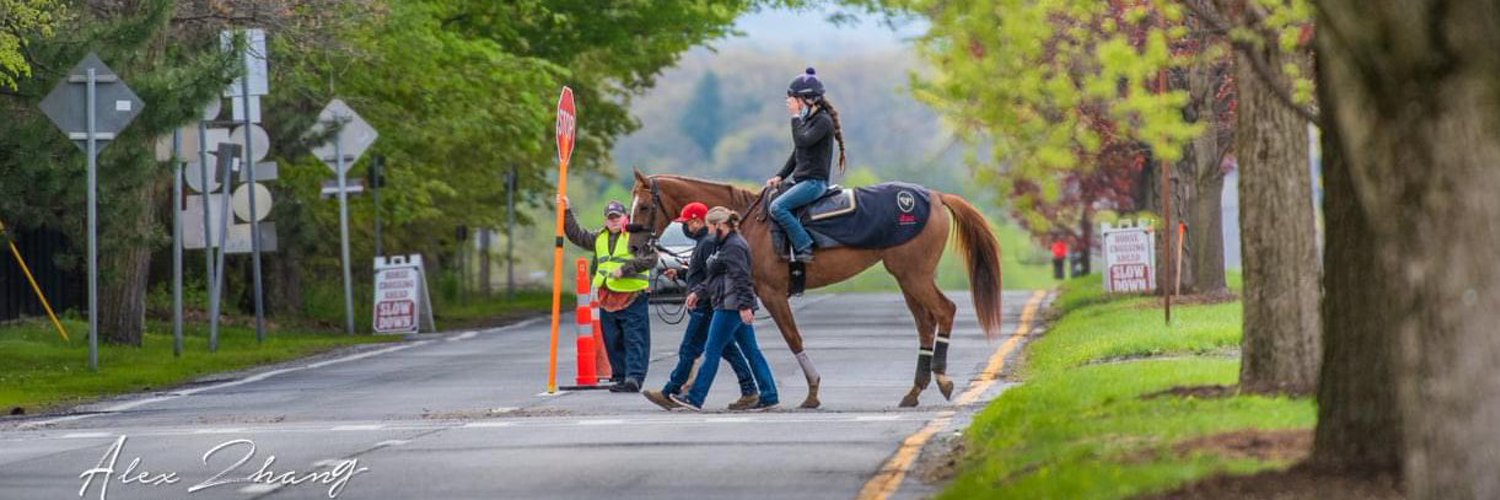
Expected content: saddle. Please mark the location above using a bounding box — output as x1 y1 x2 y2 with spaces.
761 181 934 295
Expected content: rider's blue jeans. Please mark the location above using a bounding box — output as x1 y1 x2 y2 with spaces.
686 309 779 408
662 305 756 396
769 178 827 253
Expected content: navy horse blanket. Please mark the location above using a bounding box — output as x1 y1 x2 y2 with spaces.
768 181 932 252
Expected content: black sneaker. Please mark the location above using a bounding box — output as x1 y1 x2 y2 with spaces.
669 393 702 412
792 248 814 263
609 379 640 393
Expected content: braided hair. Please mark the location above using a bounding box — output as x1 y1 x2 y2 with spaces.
819 98 848 173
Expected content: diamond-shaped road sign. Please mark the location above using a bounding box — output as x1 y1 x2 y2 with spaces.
309 99 378 174
39 53 144 153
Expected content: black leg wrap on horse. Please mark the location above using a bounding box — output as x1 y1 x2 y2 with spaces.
933 335 950 374
915 351 933 388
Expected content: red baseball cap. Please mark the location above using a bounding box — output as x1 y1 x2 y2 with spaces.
674 202 709 222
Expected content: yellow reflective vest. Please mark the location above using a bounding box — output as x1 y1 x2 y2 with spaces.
593 232 650 292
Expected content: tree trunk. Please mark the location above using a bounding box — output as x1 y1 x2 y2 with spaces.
265 247 304 317
1318 1 1500 496
1078 208 1093 275
97 179 159 346
1234 35 1321 395
1310 41 1401 471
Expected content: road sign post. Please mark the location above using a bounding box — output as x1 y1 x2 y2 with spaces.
40 53 144 371
310 99 379 335
208 143 240 352
172 130 184 357
548 87 577 394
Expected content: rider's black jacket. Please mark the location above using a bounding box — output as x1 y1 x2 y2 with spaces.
775 108 834 183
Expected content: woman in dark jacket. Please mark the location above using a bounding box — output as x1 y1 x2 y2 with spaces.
766 67 848 263
671 207 779 411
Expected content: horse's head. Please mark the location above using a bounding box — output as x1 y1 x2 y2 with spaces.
628 169 677 247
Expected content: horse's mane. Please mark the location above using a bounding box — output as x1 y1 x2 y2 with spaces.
649 174 761 211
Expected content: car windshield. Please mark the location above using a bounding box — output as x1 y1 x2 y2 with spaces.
657 222 694 248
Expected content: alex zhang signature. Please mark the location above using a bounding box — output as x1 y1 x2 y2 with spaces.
78 435 368 499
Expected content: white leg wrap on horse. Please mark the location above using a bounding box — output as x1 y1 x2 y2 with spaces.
796 351 821 383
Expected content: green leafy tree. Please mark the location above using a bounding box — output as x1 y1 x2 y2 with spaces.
0 0 64 90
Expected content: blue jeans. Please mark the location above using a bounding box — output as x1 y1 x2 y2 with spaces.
599 292 651 383
769 178 827 252
687 309 778 407
663 306 757 396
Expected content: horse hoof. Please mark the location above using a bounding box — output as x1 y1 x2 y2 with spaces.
799 397 821 409
937 376 955 401
899 394 920 408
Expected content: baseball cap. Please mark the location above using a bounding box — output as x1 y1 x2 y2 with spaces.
674 202 709 223
604 200 627 217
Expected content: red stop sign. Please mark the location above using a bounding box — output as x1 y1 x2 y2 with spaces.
556 87 576 165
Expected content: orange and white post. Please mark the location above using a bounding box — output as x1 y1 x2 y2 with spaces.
574 258 598 386
547 87 577 394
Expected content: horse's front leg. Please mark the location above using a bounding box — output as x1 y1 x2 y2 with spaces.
761 295 820 409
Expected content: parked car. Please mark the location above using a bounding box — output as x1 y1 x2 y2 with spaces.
649 222 695 303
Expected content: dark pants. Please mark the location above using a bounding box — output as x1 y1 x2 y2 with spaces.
1053 258 1066 280
663 306 756 396
600 292 651 383
687 309 778 407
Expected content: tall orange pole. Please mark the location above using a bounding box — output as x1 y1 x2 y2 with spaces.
548 87 577 394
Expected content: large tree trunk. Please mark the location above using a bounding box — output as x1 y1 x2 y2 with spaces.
1184 59 1229 295
98 179 159 346
1310 41 1401 471
1234 34 1321 395
1317 1 1500 496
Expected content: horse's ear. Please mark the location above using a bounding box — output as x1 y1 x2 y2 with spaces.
633 168 649 185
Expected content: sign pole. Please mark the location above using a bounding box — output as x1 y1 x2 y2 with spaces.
209 143 238 352
338 134 355 335
242 51 266 344
172 129 184 357
548 87 576 394
373 155 383 258
507 165 516 300
85 67 99 372
198 118 213 335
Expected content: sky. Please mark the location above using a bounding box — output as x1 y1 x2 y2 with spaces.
717 6 928 56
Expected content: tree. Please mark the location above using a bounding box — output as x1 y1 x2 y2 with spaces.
0 0 63 90
1316 0 1500 496
680 70 727 158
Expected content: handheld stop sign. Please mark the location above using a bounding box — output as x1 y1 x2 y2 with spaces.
547 87 577 393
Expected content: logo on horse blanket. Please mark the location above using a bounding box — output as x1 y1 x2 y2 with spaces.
771 181 933 251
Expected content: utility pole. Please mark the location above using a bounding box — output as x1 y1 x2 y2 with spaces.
507 165 516 300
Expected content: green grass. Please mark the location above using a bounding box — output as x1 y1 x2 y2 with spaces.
942 274 1314 499
0 318 397 414
433 289 570 328
821 221 1055 293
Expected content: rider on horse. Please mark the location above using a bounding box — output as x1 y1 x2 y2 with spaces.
766 67 847 263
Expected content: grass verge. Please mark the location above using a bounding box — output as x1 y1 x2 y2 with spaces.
941 273 1314 499
0 318 397 415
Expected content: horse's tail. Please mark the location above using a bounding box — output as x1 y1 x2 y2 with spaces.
941 193 1004 340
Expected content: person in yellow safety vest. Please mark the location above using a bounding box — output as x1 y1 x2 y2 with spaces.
559 195 656 393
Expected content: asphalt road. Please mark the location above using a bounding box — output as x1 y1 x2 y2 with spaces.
0 290 1045 500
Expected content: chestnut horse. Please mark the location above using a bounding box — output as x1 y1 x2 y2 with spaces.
627 170 1003 408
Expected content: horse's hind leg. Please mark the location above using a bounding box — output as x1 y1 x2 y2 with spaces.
895 285 937 408
929 287 959 400
763 295 822 409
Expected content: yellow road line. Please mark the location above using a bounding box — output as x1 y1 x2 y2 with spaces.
857 290 1047 500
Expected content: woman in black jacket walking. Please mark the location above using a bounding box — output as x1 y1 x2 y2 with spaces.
671 207 779 411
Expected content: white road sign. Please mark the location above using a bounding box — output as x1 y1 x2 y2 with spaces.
1102 220 1157 294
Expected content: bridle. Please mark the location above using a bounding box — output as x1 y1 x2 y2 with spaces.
635 177 673 246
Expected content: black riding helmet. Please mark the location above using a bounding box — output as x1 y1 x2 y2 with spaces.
787 67 824 100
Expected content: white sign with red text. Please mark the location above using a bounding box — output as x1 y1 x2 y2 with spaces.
373 255 436 334
1102 220 1157 294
